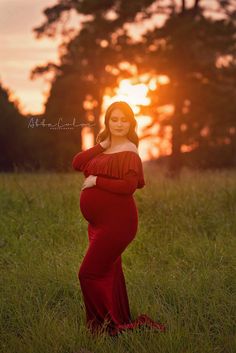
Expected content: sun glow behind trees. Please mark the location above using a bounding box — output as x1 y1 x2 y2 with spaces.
83 68 172 161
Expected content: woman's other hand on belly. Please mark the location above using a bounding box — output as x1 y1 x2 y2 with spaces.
81 175 97 191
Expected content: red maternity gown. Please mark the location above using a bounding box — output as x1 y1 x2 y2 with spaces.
72 143 166 336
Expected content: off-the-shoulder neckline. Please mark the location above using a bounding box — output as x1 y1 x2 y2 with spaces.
101 150 139 156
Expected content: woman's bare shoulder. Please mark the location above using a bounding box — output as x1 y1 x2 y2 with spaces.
122 142 139 154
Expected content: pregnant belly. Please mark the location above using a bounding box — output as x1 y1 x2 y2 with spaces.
79 186 138 227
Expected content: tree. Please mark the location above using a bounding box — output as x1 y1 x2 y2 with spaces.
32 0 149 148
0 82 27 171
138 2 236 172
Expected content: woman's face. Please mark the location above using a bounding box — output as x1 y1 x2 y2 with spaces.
108 108 131 137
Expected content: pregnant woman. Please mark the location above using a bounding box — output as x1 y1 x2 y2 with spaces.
72 101 166 336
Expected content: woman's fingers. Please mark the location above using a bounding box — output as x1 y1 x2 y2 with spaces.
81 175 96 190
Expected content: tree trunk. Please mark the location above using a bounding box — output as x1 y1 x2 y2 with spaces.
168 91 183 177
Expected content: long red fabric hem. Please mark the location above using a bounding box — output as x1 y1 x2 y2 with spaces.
85 314 166 337
108 314 166 336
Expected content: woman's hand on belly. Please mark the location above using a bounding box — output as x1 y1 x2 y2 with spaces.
81 175 97 190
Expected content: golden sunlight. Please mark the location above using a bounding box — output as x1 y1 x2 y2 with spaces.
103 79 151 113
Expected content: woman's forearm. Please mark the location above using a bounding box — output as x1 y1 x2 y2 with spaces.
96 172 138 195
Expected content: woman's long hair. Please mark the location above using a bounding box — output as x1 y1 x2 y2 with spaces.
96 101 139 147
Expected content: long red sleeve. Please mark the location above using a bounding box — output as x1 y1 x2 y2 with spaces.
72 143 105 171
96 170 139 195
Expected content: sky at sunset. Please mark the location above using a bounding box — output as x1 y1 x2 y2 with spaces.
0 0 61 114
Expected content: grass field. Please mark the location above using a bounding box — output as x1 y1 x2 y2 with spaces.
0 167 235 353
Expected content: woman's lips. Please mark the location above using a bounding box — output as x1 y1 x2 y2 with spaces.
115 129 123 131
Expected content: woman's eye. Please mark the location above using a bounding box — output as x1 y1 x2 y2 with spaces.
111 118 127 122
